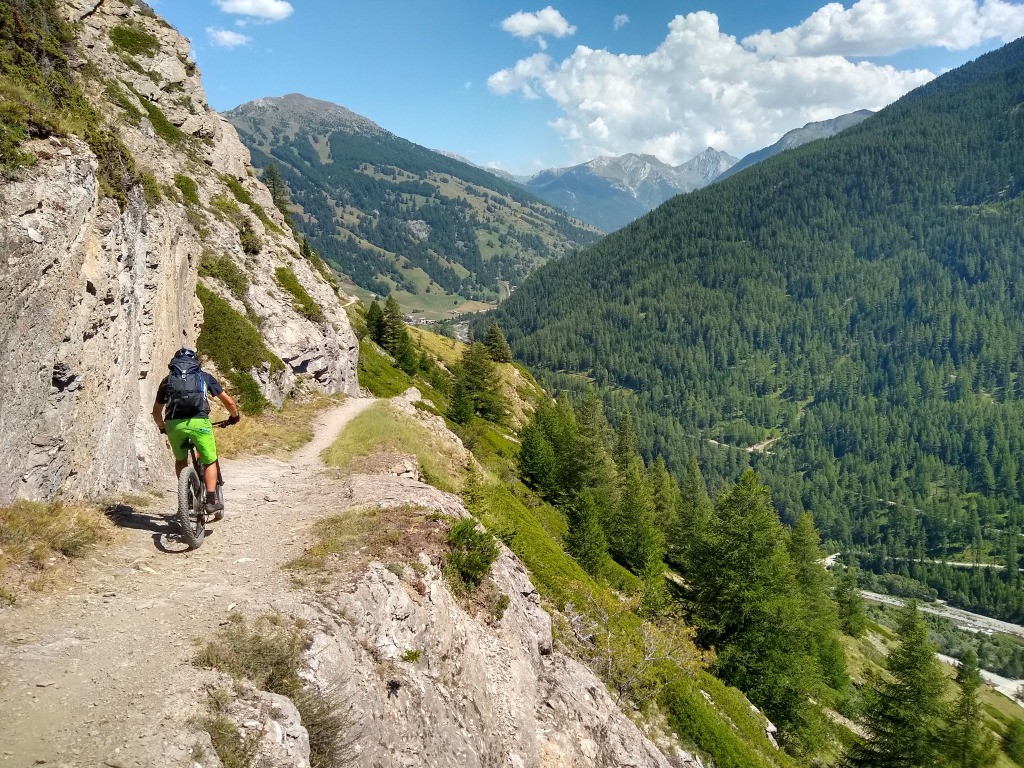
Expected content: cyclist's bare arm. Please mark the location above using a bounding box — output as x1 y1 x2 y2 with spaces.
152 398 166 433
217 391 241 423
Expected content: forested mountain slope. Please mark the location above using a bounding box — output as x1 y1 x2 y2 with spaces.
488 38 1024 619
226 95 599 317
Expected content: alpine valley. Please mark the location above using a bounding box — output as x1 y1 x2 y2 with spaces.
225 94 600 318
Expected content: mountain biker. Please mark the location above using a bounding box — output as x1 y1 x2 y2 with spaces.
152 348 240 517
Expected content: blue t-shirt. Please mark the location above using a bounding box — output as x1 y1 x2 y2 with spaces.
156 370 224 419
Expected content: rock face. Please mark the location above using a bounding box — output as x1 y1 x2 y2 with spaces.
278 511 690 768
0 0 359 503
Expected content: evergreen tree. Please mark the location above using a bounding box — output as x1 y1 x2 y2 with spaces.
844 601 946 768
483 321 513 363
941 649 997 768
518 419 557 498
789 513 848 690
671 458 714 569
262 163 291 222
836 564 867 637
650 457 682 545
690 470 819 743
381 294 405 353
448 377 473 425
393 325 419 375
565 489 609 576
459 342 506 423
614 410 638 472
1003 720 1024 765
365 299 386 345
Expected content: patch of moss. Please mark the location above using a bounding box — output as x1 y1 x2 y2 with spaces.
174 173 200 207
221 174 282 234
139 97 187 147
104 81 143 124
199 251 249 304
196 283 284 375
108 24 160 58
275 266 324 322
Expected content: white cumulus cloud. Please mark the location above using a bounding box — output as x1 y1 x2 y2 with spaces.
501 6 576 46
206 27 251 47
745 0 1024 57
489 6 1009 164
214 0 293 22
613 14 630 31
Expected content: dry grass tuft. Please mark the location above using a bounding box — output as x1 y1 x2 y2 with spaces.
214 393 347 459
0 500 115 601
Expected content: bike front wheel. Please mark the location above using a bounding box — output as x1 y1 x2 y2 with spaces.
176 465 206 549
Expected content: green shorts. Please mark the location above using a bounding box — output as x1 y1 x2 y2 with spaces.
166 417 218 465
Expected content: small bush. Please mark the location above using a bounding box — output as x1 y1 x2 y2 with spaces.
174 174 200 207
202 714 256 768
104 81 143 124
140 171 162 206
195 613 305 693
444 518 498 591
109 24 160 57
140 97 188 146
400 649 422 663
221 174 282 233
239 222 262 255
226 370 269 416
275 266 324 322
196 283 283 373
199 252 249 303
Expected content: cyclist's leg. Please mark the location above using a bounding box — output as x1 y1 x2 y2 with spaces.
203 462 218 493
165 420 190 478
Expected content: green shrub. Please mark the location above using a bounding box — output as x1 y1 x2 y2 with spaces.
108 24 160 57
226 370 269 416
104 81 143 123
174 173 200 207
357 339 415 397
140 171 162 206
199 252 248 303
444 517 498 591
196 283 283 375
275 267 324 322
221 174 282 234
239 222 261 255
140 97 187 146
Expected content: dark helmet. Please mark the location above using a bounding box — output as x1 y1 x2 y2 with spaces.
173 347 199 361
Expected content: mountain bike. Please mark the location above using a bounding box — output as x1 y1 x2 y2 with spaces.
176 419 232 550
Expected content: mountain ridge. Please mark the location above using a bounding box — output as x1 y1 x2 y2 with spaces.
226 94 599 317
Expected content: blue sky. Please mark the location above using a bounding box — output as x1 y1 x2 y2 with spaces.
151 1 1024 175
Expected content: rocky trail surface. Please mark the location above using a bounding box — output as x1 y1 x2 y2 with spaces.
0 397 376 768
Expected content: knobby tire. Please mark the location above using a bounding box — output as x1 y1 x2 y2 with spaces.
176 465 206 549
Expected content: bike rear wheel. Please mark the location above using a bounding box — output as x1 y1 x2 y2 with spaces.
176 465 206 549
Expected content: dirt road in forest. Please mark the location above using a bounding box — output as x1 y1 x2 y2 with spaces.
0 396 375 768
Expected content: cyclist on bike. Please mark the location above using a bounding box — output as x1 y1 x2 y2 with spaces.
152 347 240 516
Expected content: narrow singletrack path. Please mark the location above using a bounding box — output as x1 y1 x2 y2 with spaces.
0 396 376 768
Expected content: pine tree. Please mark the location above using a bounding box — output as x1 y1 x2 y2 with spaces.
459 342 506 423
941 649 997 768
381 294 405 353
393 326 419 375
789 513 848 690
262 163 291 222
690 470 819 742
483 321 513 362
518 419 557 498
448 377 473 425
614 410 638 472
671 458 714 569
836 564 867 637
609 456 664 578
565 489 609 576
365 300 386 345
844 601 946 768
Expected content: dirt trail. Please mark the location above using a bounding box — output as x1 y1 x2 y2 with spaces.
0 397 376 768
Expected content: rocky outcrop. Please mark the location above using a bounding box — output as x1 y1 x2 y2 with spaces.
261 481 696 768
0 0 359 503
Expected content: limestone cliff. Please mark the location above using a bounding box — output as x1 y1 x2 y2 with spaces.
0 0 359 503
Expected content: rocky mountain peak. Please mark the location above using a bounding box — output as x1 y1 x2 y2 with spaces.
226 92 384 139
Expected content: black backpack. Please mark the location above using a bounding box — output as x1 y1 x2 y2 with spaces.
165 353 208 419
